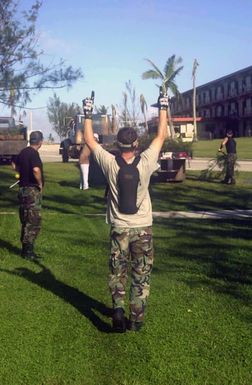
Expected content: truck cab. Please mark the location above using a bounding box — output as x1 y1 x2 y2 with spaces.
0 117 27 163
59 113 115 162
59 114 86 162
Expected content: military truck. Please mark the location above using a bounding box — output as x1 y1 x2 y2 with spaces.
0 117 28 163
59 113 115 162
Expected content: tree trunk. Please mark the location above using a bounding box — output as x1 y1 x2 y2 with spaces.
111 105 118 134
192 59 199 141
144 111 148 134
193 75 198 141
167 101 175 139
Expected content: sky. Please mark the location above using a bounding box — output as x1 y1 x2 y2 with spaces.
3 0 252 140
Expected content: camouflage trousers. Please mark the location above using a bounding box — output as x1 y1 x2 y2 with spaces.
225 153 237 181
109 226 154 322
18 186 42 244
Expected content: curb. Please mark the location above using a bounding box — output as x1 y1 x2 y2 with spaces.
1 210 252 219
152 210 252 219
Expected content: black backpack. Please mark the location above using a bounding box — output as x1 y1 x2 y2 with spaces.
115 155 141 214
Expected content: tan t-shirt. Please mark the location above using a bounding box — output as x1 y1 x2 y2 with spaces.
93 144 159 228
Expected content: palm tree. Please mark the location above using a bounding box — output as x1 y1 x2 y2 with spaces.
120 92 130 127
119 81 139 128
140 94 148 133
142 55 184 139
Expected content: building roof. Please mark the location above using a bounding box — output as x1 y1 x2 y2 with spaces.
181 65 252 95
148 116 202 125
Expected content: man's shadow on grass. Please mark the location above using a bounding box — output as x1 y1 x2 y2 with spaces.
0 257 113 333
0 239 21 255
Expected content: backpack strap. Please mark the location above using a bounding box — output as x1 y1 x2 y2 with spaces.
115 155 141 167
115 155 126 167
132 155 141 166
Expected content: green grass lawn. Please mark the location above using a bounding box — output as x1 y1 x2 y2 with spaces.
192 137 252 160
0 163 252 385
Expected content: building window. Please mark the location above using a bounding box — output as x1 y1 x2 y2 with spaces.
229 80 238 97
211 88 216 101
216 85 223 100
216 105 223 117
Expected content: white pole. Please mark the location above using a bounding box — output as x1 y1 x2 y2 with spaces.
28 111 33 144
192 59 199 141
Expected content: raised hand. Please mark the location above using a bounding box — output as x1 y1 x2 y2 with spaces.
158 87 168 110
82 91 95 119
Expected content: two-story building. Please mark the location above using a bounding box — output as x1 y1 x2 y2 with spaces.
170 65 252 138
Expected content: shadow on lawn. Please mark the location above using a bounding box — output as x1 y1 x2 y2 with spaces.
151 180 252 211
0 257 113 333
154 218 252 311
0 165 19 209
42 192 106 215
0 239 21 255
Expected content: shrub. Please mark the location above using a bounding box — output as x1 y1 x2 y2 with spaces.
138 135 193 156
199 152 239 181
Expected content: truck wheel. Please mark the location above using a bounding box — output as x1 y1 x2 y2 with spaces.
62 148 69 163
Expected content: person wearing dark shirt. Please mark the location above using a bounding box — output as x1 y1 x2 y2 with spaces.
13 131 44 260
218 129 237 184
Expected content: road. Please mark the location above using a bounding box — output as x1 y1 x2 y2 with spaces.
187 158 252 171
39 144 252 171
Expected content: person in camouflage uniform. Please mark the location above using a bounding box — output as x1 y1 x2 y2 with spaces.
83 89 168 332
109 227 153 324
18 186 42 247
13 131 44 260
218 129 237 184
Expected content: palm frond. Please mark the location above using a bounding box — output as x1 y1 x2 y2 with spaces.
175 56 183 65
165 66 184 84
172 65 184 78
168 82 179 97
163 55 176 76
143 58 164 80
164 55 183 80
142 70 162 80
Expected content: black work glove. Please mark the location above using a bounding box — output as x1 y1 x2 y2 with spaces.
82 91 95 119
158 87 168 110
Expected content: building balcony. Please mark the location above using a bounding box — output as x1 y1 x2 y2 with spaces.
240 85 252 94
172 87 252 114
243 107 252 117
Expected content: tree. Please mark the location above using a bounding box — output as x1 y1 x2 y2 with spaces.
140 94 148 133
119 80 139 128
120 91 129 127
142 55 184 139
47 93 81 140
95 105 108 114
111 104 118 134
0 0 82 113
